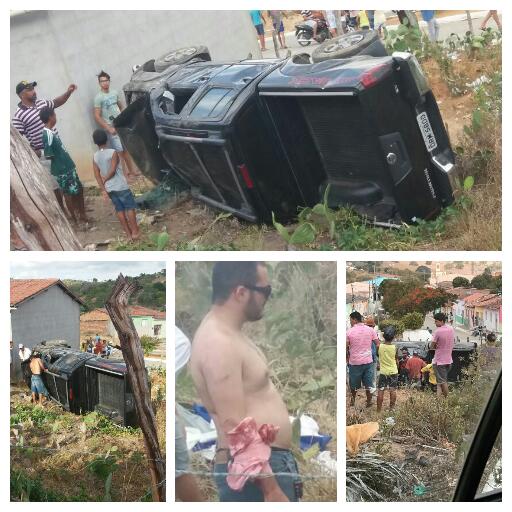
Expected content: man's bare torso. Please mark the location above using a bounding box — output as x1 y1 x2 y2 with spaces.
190 312 292 450
29 358 44 375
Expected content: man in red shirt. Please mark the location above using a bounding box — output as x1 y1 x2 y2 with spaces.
405 350 425 386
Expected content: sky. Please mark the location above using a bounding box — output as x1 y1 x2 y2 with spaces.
10 261 165 281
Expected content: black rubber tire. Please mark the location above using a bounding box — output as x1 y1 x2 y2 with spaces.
296 30 312 47
154 45 211 72
292 53 312 64
311 30 387 63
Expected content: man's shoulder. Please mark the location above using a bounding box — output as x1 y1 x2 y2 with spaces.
194 322 236 351
94 91 106 103
34 99 53 111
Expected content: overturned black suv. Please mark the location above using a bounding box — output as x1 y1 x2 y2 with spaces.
116 33 457 224
22 341 140 427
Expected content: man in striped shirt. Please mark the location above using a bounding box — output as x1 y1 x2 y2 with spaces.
12 80 77 208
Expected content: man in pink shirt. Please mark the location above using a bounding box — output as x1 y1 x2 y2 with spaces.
347 311 379 407
431 312 455 397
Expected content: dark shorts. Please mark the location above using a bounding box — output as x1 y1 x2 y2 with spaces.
254 23 264 35
108 188 137 212
55 168 82 196
273 21 284 32
349 362 374 390
433 363 451 384
378 373 398 390
214 448 301 502
30 375 49 396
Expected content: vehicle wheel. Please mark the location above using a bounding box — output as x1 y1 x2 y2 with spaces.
154 45 211 72
141 59 156 72
311 30 387 63
297 30 312 47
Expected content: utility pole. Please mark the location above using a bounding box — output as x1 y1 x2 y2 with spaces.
466 11 474 34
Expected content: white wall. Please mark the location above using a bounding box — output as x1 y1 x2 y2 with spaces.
11 10 261 182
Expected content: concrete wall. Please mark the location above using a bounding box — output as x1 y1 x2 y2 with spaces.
11 285 81 376
10 10 260 182
132 315 154 338
153 319 166 340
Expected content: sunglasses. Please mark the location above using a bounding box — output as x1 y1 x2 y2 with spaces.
243 284 272 299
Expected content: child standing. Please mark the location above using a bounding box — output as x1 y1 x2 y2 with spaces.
377 326 399 412
92 129 140 241
421 362 437 392
39 106 87 225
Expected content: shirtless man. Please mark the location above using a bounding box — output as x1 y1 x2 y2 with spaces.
190 262 300 502
29 353 50 405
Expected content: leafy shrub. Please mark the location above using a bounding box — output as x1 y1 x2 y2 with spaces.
10 404 59 429
401 312 425 330
140 335 159 355
378 319 405 337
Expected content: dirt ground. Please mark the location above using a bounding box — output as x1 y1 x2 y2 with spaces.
346 385 459 501
10 370 165 502
75 50 487 251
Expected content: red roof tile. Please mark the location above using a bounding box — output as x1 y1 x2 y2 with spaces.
80 308 110 321
81 306 165 321
129 305 166 320
10 278 83 306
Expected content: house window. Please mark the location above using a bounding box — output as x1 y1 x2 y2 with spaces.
154 325 161 336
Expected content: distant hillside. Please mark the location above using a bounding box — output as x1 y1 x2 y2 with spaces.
63 270 166 312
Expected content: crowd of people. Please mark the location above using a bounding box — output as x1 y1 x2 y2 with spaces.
249 10 502 50
346 310 499 411
11 72 140 241
83 333 113 357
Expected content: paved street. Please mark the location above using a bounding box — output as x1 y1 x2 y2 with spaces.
262 11 501 60
423 314 485 345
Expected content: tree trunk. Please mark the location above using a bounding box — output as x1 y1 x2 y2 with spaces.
10 124 82 250
466 11 474 34
105 275 166 502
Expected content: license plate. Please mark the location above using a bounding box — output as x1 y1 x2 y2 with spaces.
416 112 438 152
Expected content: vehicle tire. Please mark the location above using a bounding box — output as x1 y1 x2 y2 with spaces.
154 45 211 72
311 30 387 63
296 30 312 47
141 59 156 72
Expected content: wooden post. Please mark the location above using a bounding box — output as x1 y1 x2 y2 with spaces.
105 275 166 502
10 125 82 250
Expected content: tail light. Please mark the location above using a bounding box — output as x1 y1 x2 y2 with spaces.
69 387 73 401
360 63 391 89
238 164 254 189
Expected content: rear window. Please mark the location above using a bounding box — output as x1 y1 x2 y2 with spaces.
189 88 236 118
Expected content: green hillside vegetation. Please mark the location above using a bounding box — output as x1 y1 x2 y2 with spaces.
63 270 166 312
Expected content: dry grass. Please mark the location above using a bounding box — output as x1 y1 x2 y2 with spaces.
10 368 166 502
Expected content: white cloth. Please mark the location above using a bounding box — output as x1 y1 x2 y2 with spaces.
19 347 32 362
175 326 191 375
